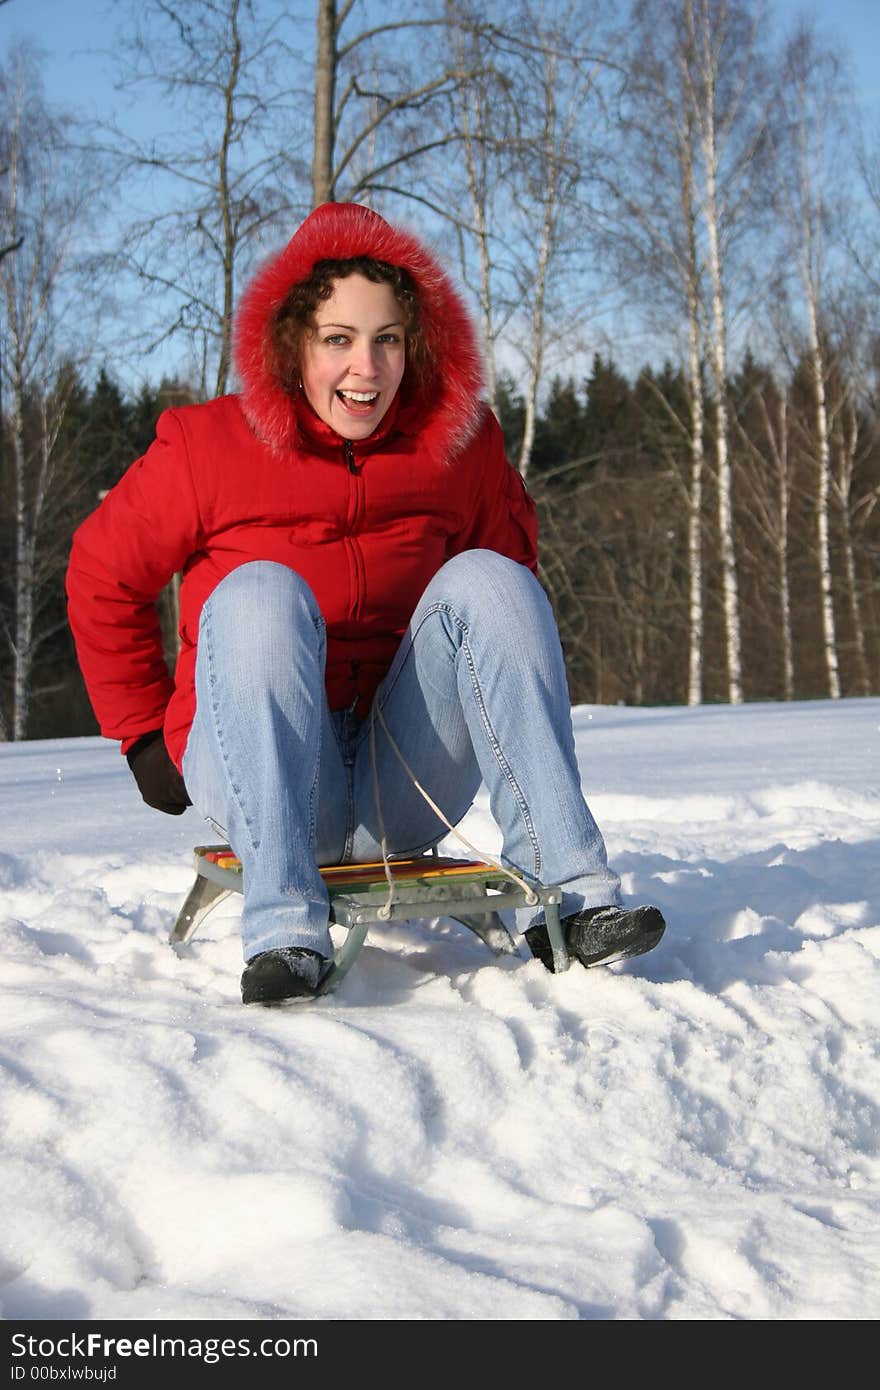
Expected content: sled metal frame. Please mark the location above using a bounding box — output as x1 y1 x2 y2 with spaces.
171 845 568 994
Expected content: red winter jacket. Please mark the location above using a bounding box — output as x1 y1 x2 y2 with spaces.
66 203 538 770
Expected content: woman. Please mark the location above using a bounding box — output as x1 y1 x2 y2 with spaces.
67 202 665 1004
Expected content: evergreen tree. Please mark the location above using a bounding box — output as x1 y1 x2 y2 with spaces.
494 371 526 466
85 369 136 495
582 353 638 471
529 376 590 484
631 361 690 473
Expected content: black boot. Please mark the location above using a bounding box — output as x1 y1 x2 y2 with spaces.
526 904 666 974
240 947 326 1004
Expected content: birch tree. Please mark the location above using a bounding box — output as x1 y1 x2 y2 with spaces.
105 0 295 398
683 0 772 705
508 3 608 479
771 26 854 698
312 0 483 210
441 7 515 409
829 361 877 696
605 0 771 704
733 366 796 699
437 0 614 476
0 51 95 739
602 0 710 703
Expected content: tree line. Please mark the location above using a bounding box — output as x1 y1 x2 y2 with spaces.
1 0 879 740
501 347 879 707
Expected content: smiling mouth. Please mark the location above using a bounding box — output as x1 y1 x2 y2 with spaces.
338 389 379 409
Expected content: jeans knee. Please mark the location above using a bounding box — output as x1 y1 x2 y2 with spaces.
198 564 326 688
434 549 542 616
203 561 322 629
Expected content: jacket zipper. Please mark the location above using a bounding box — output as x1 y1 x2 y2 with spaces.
343 440 364 623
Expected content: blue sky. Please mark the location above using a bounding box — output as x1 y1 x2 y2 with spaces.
7 0 879 129
8 0 303 128
774 0 880 115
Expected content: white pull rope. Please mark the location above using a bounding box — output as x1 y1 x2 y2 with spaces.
368 700 540 919
368 712 397 920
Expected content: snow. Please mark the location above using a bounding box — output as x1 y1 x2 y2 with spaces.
1 698 879 1321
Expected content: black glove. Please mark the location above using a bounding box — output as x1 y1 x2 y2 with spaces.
126 730 191 815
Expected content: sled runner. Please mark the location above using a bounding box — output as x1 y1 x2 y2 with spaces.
171 845 568 993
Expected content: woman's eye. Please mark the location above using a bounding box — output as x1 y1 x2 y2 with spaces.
319 331 401 346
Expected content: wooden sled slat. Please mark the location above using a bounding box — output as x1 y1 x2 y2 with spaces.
172 845 568 991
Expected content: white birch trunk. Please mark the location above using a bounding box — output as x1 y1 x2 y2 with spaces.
1 61 76 738
807 309 840 699
214 0 241 397
840 521 867 696
686 310 705 707
783 26 843 700
680 86 705 707
517 41 566 480
10 370 59 739
517 175 553 480
460 87 497 409
837 395 869 696
2 91 35 741
692 0 742 704
776 396 795 702
801 159 838 696
762 392 795 702
704 167 742 701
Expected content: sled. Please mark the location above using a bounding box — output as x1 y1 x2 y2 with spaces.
170 845 568 994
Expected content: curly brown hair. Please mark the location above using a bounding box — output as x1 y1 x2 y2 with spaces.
273 256 428 394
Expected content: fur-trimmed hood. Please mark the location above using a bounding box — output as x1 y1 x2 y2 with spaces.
233 202 485 459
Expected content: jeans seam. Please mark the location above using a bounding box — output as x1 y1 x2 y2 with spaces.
303 617 327 871
457 620 542 879
203 598 260 856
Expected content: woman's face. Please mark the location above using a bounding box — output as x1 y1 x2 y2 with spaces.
300 274 407 440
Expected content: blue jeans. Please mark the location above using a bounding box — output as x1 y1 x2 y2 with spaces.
182 552 621 961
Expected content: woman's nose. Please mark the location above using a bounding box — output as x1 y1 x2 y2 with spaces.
350 338 378 376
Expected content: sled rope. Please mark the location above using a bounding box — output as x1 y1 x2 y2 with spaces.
369 699 540 921
368 711 397 919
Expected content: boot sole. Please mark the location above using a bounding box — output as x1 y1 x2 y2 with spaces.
242 983 318 1005
577 919 665 968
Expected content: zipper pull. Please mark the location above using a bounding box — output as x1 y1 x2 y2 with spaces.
344 440 356 473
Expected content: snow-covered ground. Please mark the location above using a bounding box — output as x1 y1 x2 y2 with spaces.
1 699 878 1321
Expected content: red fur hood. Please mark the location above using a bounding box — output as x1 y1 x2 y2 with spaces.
233 202 485 458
